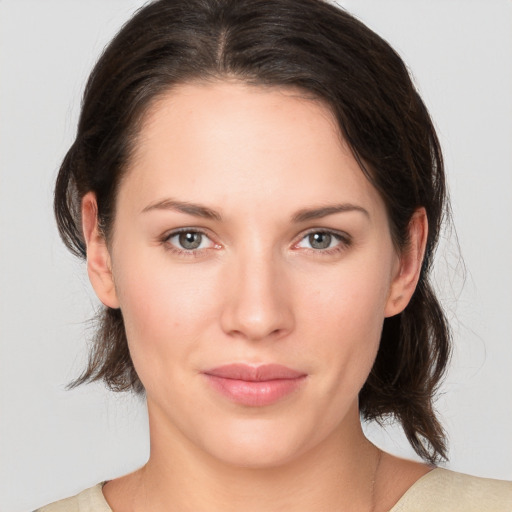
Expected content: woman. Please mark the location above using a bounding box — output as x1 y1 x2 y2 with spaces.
35 0 511 510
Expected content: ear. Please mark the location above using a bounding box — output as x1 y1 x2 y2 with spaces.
385 208 428 318
81 192 120 309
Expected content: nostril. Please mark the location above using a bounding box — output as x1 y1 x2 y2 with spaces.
219 260 294 341
221 308 294 342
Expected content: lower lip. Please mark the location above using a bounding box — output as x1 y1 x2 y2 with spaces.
204 375 306 407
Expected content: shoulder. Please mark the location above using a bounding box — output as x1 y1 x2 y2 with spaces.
390 468 512 512
34 484 111 512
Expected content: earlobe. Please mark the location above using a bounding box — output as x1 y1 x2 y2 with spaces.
385 208 428 318
81 192 120 309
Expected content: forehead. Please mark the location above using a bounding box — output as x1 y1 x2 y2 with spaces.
121 80 384 219
134 80 342 169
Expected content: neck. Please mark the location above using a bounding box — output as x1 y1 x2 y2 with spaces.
120 401 380 512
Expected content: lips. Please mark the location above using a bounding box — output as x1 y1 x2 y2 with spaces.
203 364 307 407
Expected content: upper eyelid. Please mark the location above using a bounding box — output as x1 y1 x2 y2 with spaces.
295 227 351 242
159 227 351 248
162 226 212 239
162 227 218 250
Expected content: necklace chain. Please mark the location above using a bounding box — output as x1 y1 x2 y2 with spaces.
369 447 382 512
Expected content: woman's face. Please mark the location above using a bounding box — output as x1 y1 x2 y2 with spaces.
89 81 411 468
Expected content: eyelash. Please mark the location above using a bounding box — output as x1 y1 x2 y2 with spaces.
160 228 352 257
292 229 352 256
161 228 218 257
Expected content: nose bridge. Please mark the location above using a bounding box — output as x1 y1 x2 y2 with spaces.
220 242 293 341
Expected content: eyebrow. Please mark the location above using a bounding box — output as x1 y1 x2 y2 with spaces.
291 204 370 223
141 198 369 223
141 199 222 221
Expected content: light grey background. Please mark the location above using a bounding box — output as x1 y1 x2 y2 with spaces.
1 1 511 510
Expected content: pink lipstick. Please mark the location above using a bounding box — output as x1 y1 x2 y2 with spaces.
203 364 307 407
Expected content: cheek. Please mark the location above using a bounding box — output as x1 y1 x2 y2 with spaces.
301 260 391 333
111 250 220 376
295 260 392 378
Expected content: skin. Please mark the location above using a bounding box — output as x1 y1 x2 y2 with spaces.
83 81 431 511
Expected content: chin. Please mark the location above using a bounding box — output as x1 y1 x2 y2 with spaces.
199 416 314 470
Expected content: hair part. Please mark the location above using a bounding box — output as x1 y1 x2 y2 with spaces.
55 0 451 464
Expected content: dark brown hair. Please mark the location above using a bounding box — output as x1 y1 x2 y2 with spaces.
55 0 451 464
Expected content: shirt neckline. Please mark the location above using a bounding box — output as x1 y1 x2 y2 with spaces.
95 467 445 511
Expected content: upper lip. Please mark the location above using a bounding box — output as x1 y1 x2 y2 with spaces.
204 364 306 382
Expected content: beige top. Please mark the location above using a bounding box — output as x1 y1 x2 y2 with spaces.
35 468 512 511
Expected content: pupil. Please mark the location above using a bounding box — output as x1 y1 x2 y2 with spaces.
309 232 331 249
179 232 202 249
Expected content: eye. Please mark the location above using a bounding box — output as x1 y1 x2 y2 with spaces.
165 229 216 252
306 232 335 250
295 230 350 251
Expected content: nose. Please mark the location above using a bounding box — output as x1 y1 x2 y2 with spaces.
219 249 295 342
